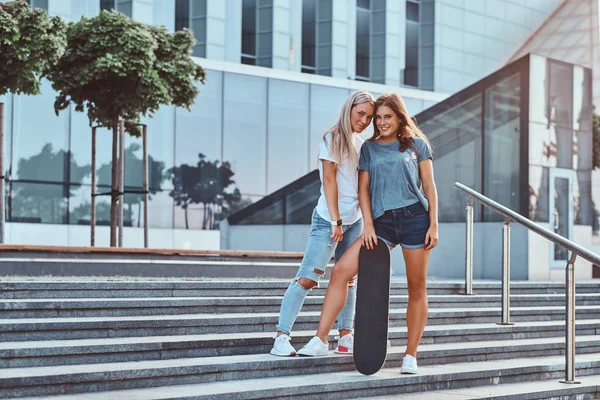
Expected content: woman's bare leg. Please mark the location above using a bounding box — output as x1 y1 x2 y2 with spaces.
402 248 430 357
315 239 363 342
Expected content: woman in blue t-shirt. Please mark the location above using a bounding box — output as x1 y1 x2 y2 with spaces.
270 90 375 357
297 93 439 375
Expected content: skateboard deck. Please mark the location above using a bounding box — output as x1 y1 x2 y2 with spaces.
353 240 391 375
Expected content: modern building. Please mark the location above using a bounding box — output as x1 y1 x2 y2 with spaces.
1 0 597 280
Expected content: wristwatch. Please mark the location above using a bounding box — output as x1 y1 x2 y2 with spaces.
331 219 342 226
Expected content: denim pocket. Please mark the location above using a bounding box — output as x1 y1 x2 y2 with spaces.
406 202 428 217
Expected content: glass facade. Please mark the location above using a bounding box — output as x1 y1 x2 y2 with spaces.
175 0 207 58
355 0 385 83
301 0 333 76
2 66 435 232
241 0 273 67
100 0 132 17
231 55 595 227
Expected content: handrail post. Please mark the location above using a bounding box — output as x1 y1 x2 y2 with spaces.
560 253 580 384
498 218 514 325
465 198 474 295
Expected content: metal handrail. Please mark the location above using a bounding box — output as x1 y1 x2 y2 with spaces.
454 181 600 384
455 182 600 265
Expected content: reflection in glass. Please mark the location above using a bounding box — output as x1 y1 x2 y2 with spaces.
420 95 482 222
242 0 257 64
13 80 69 182
285 178 320 224
176 70 222 166
552 176 570 261
547 61 574 169
528 123 552 167
223 73 267 197
10 182 67 224
301 0 317 73
356 4 370 80
267 80 309 193
484 74 520 221
574 68 593 133
575 170 592 226
529 165 549 222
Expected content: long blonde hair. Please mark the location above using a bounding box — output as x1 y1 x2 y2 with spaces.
370 93 432 154
322 90 375 169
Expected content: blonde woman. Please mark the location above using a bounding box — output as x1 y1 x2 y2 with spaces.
297 93 439 375
270 90 375 357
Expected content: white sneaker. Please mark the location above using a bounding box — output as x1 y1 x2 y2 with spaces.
297 336 328 357
334 334 353 354
269 334 296 357
401 354 418 374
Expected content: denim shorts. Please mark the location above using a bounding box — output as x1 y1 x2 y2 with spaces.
373 202 430 249
295 209 363 283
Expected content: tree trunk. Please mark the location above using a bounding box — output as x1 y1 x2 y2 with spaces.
110 115 119 246
202 203 208 230
137 201 141 227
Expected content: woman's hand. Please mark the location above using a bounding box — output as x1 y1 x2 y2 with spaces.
361 224 378 250
425 224 439 250
331 225 343 242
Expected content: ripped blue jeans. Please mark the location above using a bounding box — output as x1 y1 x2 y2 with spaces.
276 209 363 335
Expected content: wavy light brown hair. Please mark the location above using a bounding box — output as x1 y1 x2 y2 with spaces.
370 93 432 154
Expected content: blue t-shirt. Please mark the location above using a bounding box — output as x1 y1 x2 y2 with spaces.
358 137 433 220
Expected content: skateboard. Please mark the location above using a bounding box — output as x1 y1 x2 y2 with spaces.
353 240 391 375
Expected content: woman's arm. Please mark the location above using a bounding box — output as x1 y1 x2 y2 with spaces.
358 170 377 249
419 159 439 250
322 160 343 242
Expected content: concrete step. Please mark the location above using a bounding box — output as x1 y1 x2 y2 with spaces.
2 280 599 299
3 353 600 399
3 293 600 318
1 321 600 368
3 306 599 342
354 376 600 399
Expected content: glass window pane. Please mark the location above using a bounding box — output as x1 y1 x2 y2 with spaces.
574 68 593 132
100 0 114 11
356 8 370 79
191 17 206 44
242 0 257 56
267 80 310 193
548 60 573 129
357 0 370 9
575 170 592 226
484 73 521 221
175 0 190 31
529 165 549 222
576 131 592 170
223 73 267 198
175 69 222 166
302 0 316 69
11 182 67 224
407 1 419 22
13 80 69 183
116 0 132 17
309 85 349 166
420 94 483 222
191 0 207 17
285 178 320 224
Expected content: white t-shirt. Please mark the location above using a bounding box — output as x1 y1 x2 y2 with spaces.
316 133 363 225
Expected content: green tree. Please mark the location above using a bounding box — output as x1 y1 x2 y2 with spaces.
0 0 66 241
0 0 66 96
47 9 205 246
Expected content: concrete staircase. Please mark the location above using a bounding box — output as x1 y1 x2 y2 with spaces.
1 279 600 399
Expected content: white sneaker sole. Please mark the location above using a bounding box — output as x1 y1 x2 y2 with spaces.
401 368 418 374
334 348 353 354
297 351 328 357
269 349 296 357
